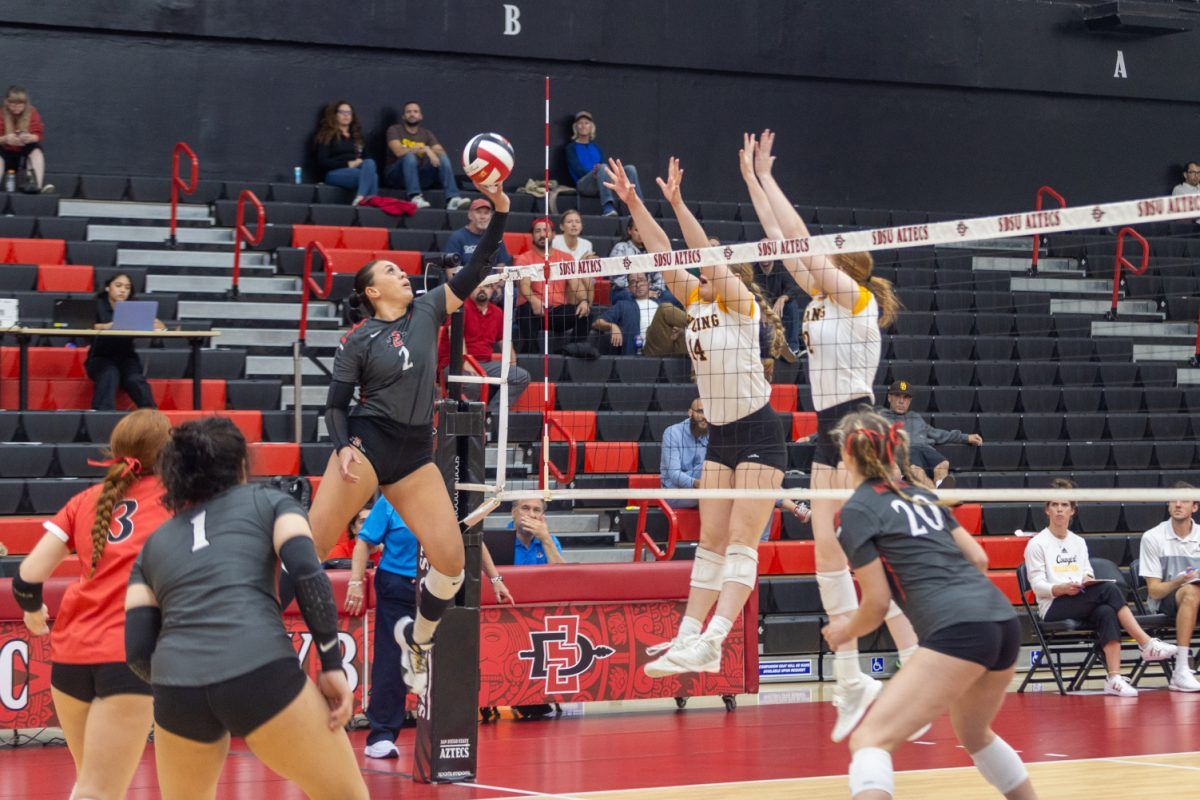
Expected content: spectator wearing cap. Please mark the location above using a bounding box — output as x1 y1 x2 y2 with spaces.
446 198 513 267
565 111 642 217
513 217 589 353
878 380 982 489
591 272 687 357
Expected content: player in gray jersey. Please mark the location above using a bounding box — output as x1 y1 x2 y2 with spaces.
124 418 368 800
307 178 510 695
821 409 1035 800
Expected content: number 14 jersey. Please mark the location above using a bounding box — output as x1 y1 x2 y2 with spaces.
684 289 771 426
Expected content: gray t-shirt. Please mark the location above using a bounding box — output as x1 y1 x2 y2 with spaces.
837 480 1015 640
333 284 449 428
129 484 305 687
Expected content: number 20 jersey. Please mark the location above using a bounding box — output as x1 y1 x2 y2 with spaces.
43 476 170 664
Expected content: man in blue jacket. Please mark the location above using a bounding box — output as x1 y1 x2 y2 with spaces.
565 111 643 217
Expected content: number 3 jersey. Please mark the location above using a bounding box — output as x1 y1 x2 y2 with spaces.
129 485 306 686
802 286 880 412
333 283 449 429
43 477 170 665
836 480 1015 640
684 289 771 426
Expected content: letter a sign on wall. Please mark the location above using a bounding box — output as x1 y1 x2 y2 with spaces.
1114 50 1127 79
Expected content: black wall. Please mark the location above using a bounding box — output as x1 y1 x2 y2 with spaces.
1 0 1197 213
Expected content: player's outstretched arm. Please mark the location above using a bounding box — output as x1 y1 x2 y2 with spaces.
445 180 510 316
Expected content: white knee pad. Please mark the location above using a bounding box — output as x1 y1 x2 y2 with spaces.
817 569 859 616
885 599 904 621
423 566 465 599
689 547 726 592
848 747 894 797
971 736 1028 795
721 543 759 589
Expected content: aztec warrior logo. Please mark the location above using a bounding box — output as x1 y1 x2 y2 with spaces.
518 615 615 693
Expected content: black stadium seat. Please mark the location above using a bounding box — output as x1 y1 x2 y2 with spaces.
1068 443 1111 470
614 357 662 384
557 383 605 411
1063 414 1104 440
1103 389 1143 413
654 385 699 412
28 479 90 514
605 384 654 413
979 443 1023 471
20 411 82 443
1021 414 1063 441
1149 415 1189 440
976 387 1018 413
1155 442 1196 470
975 362 1017 386
1062 389 1102 414
565 357 615 383
1057 362 1099 387
1106 415 1148 441
1111 442 1154 470
1024 443 1068 470
597 412 645 442
55 444 108 478
932 337 974 361
976 414 1018 441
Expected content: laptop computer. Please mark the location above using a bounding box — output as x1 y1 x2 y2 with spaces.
111 300 159 331
52 298 96 329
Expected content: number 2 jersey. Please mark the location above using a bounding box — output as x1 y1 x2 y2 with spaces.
802 286 880 411
836 479 1014 641
128 484 306 687
43 476 170 664
333 283 449 429
684 289 771 426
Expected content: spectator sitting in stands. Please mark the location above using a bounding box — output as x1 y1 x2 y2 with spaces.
437 284 531 413
383 101 469 210
514 217 589 353
446 198 513 269
553 209 599 329
87 273 162 411
878 380 982 489
314 100 378 206
1138 483 1200 692
752 251 802 358
609 218 678 307
1172 161 1200 197
324 505 377 563
1 86 51 193
591 273 687 357
565 111 642 217
509 497 565 564
1025 479 1177 698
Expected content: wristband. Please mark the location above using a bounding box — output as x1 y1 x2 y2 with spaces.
491 575 504 584
12 575 43 613
348 580 363 587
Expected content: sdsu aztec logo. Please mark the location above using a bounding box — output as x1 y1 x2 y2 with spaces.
390 331 405 349
518 615 614 693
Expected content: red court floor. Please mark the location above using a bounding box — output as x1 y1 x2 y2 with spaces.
3 690 1199 798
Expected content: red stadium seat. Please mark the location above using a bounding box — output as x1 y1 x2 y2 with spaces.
4 238 66 265
628 474 661 489
503 232 532 258
547 410 596 442
0 378 225 411
323 248 376 275
0 516 50 555
512 381 555 412
339 227 389 250
769 384 798 413
37 264 94 292
988 571 1021 605
951 503 983 535
148 380 227 411
371 250 422 275
791 412 817 440
1 347 89 379
593 278 611 307
583 442 638 473
248 443 301 476
290 225 343 249
979 537 1027 569
163 410 263 442
758 540 816 574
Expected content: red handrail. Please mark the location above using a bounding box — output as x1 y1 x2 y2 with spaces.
230 190 266 298
539 414 578 488
298 241 334 345
1105 227 1150 320
632 498 681 561
169 142 199 246
1029 185 1066 276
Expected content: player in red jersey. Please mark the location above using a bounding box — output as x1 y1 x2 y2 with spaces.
12 409 172 800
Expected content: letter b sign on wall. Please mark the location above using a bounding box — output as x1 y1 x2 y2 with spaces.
504 4 521 36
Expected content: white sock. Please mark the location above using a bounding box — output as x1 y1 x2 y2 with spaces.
678 616 703 640
704 615 733 643
834 651 863 685
898 645 918 666
1177 647 1192 674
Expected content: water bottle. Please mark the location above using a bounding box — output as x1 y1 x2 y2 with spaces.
4 171 14 193
293 166 303 185
634 334 644 355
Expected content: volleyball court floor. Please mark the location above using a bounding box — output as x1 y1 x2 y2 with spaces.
3 686 1199 798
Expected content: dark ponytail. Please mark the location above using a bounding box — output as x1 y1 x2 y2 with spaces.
159 417 248 513
348 260 382 323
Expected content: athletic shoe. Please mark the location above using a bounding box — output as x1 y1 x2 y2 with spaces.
351 195 364 207
40 183 54 194
395 616 432 695
411 195 431 209
447 196 470 210
1105 675 1138 697
831 676 883 742
1140 638 1178 661
936 474 957 490
364 740 400 759
1170 669 1200 692
601 203 618 217
644 634 710 677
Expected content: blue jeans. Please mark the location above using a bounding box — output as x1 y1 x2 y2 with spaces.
385 153 460 199
324 158 379 198
780 298 801 353
367 568 417 745
577 164 642 209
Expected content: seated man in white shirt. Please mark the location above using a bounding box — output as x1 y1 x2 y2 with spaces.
1172 161 1200 196
1138 482 1200 691
1025 479 1175 697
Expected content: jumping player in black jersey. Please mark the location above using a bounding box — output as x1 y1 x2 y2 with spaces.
822 409 1036 800
124 418 369 800
307 179 509 694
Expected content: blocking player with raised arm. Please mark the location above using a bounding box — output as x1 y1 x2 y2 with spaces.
11 409 170 800
124 417 369 800
822 409 1036 800
606 157 787 676
740 130 919 741
306 179 509 694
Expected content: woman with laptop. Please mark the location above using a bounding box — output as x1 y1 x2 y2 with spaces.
86 273 163 410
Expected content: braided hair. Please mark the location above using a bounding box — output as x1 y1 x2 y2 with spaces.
834 408 954 507
729 262 786 359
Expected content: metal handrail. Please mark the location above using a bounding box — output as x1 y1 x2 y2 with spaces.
298 240 334 344
168 142 199 247
1029 185 1066 277
1104 227 1150 321
230 190 266 298
632 498 681 561
540 414 578 488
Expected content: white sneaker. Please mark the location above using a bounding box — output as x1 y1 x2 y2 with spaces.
411 194 431 209
831 677 883 743
447 196 470 210
395 616 432 695
644 634 720 677
1170 669 1200 692
364 740 400 759
1105 675 1138 697
1140 638 1178 662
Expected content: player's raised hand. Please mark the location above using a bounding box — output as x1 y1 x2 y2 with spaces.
656 157 685 207
755 129 776 178
603 158 639 204
739 133 758 181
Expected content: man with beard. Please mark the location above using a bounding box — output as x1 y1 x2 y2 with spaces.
437 282 530 413
661 398 710 509
513 217 588 353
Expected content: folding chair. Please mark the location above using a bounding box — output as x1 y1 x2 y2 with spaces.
1016 563 1098 694
1127 558 1180 686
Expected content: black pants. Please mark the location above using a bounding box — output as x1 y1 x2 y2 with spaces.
86 354 156 411
908 443 948 474
515 304 588 354
367 568 417 746
1043 582 1125 645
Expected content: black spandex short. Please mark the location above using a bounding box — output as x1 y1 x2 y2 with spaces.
813 396 875 467
923 618 1021 671
348 414 434 485
152 657 308 743
50 662 151 702
705 402 787 472
0 142 40 174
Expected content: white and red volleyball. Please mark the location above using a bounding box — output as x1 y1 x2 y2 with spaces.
462 132 515 187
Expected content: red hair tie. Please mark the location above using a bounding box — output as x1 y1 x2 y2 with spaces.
87 456 142 477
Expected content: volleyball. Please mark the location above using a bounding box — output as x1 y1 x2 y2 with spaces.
462 132 514 186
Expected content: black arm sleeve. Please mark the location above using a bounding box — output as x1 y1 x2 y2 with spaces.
279 536 343 673
324 380 356 452
125 606 161 684
448 211 509 301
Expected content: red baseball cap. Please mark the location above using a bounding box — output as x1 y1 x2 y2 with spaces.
469 198 493 211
